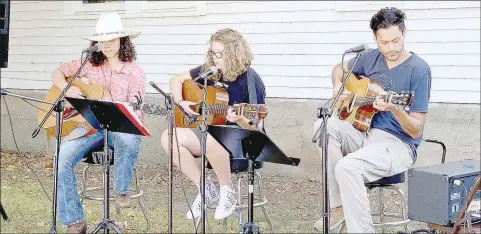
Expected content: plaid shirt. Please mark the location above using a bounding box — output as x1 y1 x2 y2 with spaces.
59 59 146 122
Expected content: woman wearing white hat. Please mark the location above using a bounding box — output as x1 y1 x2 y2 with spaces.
50 12 144 233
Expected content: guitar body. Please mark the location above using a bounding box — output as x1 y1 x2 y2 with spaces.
174 79 229 128
38 77 112 137
335 74 384 132
39 78 111 168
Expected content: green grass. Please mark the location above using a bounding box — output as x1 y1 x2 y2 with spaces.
0 180 274 233
0 150 431 233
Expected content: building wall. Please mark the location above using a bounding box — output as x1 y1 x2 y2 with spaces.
1 1 480 178
1 1 480 103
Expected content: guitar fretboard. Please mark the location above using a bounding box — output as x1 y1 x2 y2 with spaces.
205 104 230 115
201 104 264 119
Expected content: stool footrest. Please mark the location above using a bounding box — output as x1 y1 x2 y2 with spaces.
373 219 411 228
80 187 144 201
235 200 268 211
371 211 405 218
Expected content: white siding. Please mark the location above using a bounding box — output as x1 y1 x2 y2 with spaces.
2 1 480 103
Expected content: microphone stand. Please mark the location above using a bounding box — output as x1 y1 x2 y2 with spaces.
312 51 362 234
198 76 209 234
148 82 174 234
30 51 93 234
1 89 55 106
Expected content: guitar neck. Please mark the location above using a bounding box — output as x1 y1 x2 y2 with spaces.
205 104 230 115
351 93 412 108
353 96 378 107
203 104 261 119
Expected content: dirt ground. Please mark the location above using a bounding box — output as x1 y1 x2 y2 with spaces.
0 150 430 233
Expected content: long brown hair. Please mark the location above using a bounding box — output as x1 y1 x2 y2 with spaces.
89 36 137 66
202 28 254 82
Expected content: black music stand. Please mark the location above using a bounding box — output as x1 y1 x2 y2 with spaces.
65 97 150 234
207 125 300 234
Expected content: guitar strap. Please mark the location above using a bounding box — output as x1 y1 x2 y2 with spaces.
247 68 258 105
246 68 266 132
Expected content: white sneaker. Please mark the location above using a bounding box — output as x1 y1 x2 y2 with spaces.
214 184 237 220
186 177 219 220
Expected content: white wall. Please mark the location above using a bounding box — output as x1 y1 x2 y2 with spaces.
2 1 480 103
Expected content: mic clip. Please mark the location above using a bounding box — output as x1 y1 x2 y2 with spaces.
213 81 228 89
132 91 143 111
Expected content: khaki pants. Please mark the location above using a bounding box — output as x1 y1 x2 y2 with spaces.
313 118 414 233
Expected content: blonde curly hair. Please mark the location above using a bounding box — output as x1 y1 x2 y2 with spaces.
202 28 254 82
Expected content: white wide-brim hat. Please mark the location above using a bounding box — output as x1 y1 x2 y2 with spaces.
80 12 140 42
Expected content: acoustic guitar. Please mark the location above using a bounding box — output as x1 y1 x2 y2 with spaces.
174 79 268 128
333 74 414 132
38 77 113 139
39 78 167 168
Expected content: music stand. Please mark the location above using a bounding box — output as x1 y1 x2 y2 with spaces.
65 97 150 234
207 125 300 234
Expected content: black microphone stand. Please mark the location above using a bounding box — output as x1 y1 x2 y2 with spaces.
148 82 175 233
31 51 93 234
312 51 362 234
0 202 8 221
198 76 209 234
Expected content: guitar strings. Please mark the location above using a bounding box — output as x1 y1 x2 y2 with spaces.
20 97 55 115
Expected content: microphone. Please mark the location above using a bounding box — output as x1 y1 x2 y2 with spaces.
345 44 369 53
193 66 218 82
149 81 171 100
82 43 102 53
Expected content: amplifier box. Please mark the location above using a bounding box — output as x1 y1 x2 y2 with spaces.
408 159 480 226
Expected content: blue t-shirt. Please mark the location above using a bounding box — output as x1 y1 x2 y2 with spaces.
347 49 432 160
189 65 266 126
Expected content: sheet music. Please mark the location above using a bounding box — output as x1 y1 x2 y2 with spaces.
113 101 151 135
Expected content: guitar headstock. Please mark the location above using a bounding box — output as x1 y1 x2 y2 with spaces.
387 91 414 107
142 103 168 118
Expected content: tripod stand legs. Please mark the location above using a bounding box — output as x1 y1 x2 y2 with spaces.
241 160 262 234
92 130 121 234
92 220 122 234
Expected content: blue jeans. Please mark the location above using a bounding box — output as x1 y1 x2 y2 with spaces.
56 130 141 226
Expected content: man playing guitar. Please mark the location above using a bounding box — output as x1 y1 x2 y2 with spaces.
160 28 266 221
313 7 432 233
50 12 145 233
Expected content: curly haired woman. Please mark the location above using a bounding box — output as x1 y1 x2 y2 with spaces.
50 12 145 233
160 28 266 220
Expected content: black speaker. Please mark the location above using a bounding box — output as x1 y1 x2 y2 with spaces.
1 0 10 69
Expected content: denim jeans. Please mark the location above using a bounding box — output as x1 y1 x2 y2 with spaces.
56 130 141 226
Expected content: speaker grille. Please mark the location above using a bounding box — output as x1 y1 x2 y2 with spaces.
0 0 10 68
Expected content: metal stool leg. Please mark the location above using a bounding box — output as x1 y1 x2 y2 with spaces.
133 167 150 232
394 186 411 233
255 171 273 233
237 175 244 231
371 185 411 233
220 174 243 233
379 187 385 233
195 215 213 233
216 170 272 233
79 164 91 204
80 163 150 232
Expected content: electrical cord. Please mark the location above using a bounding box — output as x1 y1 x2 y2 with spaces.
167 97 198 233
1 96 53 202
